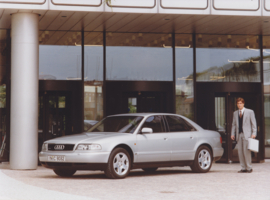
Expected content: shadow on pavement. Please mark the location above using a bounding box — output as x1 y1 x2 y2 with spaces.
37 168 218 180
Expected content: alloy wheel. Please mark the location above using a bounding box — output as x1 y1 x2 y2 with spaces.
198 149 211 170
113 152 130 176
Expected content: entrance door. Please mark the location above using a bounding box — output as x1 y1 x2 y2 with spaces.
38 91 72 151
125 92 166 113
215 93 260 163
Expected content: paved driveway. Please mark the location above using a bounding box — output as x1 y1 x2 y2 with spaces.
0 160 270 200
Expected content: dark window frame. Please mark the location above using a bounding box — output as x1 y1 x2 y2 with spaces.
164 115 197 132
140 115 168 134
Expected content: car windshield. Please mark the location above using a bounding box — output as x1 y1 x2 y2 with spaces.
87 116 144 134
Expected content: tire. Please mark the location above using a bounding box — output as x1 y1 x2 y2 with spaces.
105 148 131 179
53 169 77 177
190 145 212 173
142 168 158 172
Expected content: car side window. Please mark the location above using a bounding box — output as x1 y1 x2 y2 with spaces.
141 115 165 133
165 115 195 132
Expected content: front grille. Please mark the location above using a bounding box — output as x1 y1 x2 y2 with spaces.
48 144 75 151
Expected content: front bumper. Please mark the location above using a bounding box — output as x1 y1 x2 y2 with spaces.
39 151 110 170
40 162 107 170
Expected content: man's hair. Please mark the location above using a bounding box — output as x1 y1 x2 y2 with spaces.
236 97 245 104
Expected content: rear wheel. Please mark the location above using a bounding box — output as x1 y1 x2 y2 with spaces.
53 169 77 177
105 148 131 179
190 145 212 173
142 168 158 172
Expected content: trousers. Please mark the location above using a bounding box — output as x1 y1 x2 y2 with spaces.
237 133 252 170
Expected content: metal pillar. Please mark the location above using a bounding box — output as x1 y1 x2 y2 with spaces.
10 13 39 169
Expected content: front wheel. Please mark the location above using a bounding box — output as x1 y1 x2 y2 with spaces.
190 145 212 173
105 148 131 179
53 169 77 177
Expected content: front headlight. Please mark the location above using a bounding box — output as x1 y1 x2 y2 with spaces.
76 144 102 150
42 143 48 151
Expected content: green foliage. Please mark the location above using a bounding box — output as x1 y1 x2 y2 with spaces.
0 85 6 108
128 102 137 113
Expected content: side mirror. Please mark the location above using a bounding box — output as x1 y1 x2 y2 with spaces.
141 127 153 134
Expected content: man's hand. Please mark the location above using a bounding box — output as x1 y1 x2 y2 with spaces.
231 135 235 140
251 135 256 139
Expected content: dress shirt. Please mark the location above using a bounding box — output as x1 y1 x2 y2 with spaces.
239 107 245 117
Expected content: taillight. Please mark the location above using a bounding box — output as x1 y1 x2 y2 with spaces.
220 137 222 144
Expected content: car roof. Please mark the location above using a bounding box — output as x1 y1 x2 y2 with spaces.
107 113 204 130
108 113 176 117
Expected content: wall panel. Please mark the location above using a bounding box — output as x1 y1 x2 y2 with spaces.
160 0 208 10
51 0 101 6
0 0 45 4
213 0 260 11
108 0 155 8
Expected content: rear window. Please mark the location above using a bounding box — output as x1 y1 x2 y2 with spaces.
165 115 196 132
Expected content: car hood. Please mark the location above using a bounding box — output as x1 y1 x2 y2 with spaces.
44 132 132 144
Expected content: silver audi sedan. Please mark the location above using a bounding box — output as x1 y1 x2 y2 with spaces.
39 113 224 179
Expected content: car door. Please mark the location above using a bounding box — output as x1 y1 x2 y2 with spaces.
165 115 198 161
136 115 171 162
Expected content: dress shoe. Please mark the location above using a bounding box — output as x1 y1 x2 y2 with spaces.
247 169 253 173
238 169 247 173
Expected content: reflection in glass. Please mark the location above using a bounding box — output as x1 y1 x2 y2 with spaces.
88 116 143 133
0 30 8 161
84 83 103 121
128 98 137 113
84 32 103 81
106 33 173 81
196 34 260 82
39 31 82 80
175 34 194 120
215 97 226 133
84 32 104 122
263 36 270 158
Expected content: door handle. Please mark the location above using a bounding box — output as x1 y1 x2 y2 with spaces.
190 136 194 139
164 138 168 140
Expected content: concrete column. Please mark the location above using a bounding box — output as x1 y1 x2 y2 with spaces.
10 13 39 169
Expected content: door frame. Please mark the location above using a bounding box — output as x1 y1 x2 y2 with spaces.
38 91 73 152
196 82 264 163
105 81 174 116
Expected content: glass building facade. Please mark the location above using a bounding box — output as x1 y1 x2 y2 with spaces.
1 30 270 162
0 29 10 162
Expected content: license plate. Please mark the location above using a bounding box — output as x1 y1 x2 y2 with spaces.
48 155 65 162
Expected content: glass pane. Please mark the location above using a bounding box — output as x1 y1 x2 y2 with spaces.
215 97 226 133
58 96 65 108
84 32 103 131
263 36 270 158
48 96 58 138
215 97 228 160
88 116 143 133
196 34 260 82
175 34 194 120
0 29 9 161
39 31 82 80
141 116 165 133
128 98 137 113
84 83 103 122
38 96 43 152
106 33 173 81
166 115 194 132
84 32 103 81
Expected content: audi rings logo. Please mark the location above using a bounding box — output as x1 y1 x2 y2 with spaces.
54 145 65 150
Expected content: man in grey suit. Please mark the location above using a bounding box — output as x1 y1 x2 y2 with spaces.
231 97 257 173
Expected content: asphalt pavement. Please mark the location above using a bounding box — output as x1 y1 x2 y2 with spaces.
0 160 270 200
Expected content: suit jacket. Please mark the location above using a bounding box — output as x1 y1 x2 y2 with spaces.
231 108 257 141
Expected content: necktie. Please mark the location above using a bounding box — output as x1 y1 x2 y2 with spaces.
240 110 242 118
